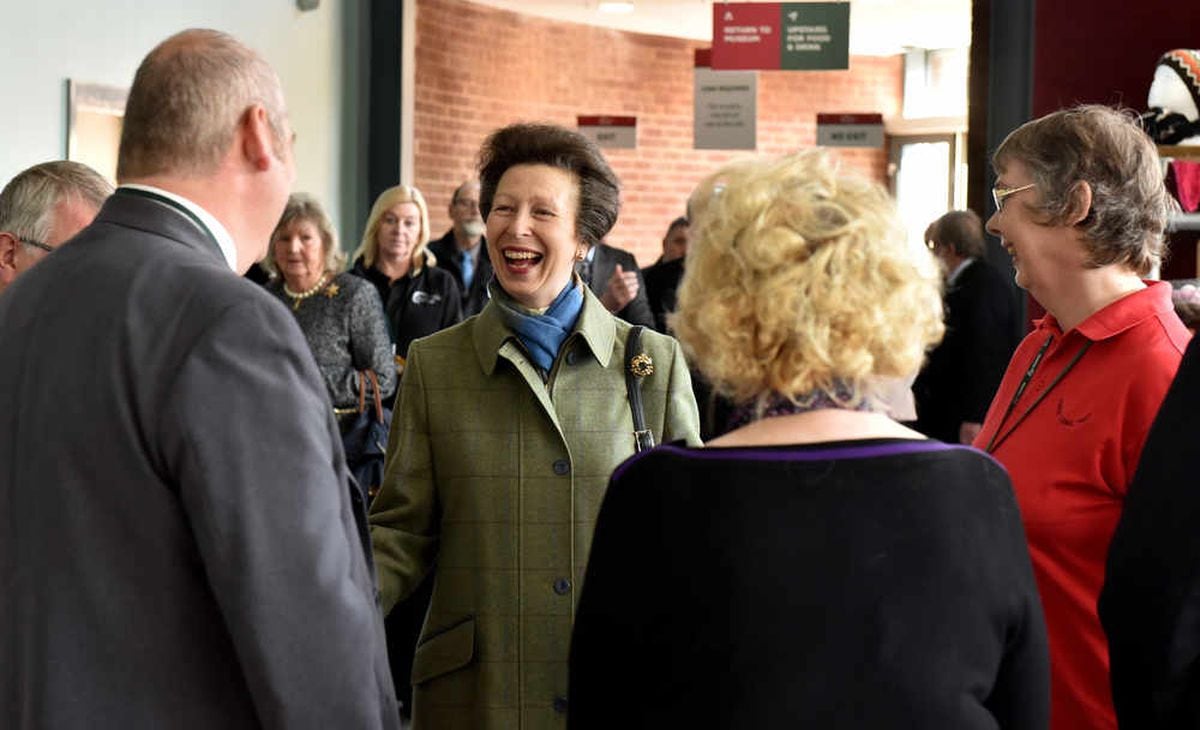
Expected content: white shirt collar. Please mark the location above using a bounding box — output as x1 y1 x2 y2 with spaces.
120 184 239 272
947 256 974 286
584 244 597 263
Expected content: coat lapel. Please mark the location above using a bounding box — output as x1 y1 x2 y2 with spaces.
471 284 617 436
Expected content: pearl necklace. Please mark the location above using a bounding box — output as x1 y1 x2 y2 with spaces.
283 273 329 311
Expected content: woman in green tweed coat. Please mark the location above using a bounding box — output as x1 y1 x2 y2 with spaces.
369 123 701 729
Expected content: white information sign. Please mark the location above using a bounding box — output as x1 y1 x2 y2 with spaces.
693 66 757 150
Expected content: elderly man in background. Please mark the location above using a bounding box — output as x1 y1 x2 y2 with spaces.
428 179 492 317
0 29 397 729
0 160 111 294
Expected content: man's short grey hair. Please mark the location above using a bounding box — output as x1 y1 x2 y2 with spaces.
117 28 288 181
0 160 113 244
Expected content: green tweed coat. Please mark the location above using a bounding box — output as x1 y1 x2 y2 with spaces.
369 286 701 729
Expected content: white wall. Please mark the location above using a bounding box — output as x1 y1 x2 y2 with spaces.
0 0 363 248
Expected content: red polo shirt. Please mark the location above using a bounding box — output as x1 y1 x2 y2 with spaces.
974 281 1189 729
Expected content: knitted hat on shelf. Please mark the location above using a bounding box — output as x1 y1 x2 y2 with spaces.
1143 49 1200 144
1158 49 1200 118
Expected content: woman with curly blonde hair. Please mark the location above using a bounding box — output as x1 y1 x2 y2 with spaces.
570 149 1049 729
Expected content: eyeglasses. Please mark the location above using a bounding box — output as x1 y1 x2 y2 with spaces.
452 198 480 210
992 183 1036 211
19 237 54 253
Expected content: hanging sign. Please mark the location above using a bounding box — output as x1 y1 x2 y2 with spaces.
816 113 885 147
694 49 757 150
712 2 850 71
577 116 637 149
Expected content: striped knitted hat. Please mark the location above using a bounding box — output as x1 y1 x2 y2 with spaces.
1158 49 1200 118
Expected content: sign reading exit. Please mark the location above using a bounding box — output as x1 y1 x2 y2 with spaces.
712 2 850 71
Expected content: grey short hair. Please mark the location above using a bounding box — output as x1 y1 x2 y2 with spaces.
0 160 113 244
117 29 288 180
994 105 1172 276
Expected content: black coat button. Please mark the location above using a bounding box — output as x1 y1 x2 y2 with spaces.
565 350 577 366
552 459 570 476
553 577 572 595
553 695 568 713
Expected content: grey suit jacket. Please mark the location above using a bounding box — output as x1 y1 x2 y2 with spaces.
0 191 398 729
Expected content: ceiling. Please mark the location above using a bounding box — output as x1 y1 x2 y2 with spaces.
467 0 972 56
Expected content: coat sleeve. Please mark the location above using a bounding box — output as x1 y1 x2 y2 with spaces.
369 344 441 613
615 253 656 329
1101 335 1200 728
661 337 702 446
160 295 399 730
441 273 464 329
980 463 1051 730
348 280 398 399
569 459 661 728
957 266 1018 423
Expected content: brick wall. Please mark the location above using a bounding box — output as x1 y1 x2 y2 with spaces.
413 0 903 266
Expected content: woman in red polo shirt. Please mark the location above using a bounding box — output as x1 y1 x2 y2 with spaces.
975 104 1191 730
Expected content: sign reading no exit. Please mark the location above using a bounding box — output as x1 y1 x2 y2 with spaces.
816 113 885 148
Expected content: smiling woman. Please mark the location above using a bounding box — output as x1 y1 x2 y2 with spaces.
368 122 701 729
348 185 463 366
263 193 396 414
975 105 1191 730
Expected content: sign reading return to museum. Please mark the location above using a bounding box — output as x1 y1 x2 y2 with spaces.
712 2 850 71
694 49 758 150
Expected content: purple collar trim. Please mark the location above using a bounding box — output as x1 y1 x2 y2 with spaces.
611 439 975 483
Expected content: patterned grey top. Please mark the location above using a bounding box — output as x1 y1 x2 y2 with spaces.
267 272 396 408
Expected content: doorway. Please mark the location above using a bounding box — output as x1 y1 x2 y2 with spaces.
889 132 964 250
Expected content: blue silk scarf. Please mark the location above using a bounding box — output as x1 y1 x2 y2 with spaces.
490 280 584 373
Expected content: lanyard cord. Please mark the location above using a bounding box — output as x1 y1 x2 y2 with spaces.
985 335 1093 453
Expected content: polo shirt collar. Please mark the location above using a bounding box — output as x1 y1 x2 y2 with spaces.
1038 280 1175 341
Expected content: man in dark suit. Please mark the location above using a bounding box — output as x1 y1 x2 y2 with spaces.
576 239 655 328
913 209 1019 444
0 160 112 295
0 29 397 729
428 179 492 317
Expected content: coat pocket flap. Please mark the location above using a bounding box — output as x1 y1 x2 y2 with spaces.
411 616 475 686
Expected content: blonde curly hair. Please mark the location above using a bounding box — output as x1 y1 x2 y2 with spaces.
672 149 944 408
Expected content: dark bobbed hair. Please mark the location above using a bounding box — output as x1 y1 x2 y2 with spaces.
478 123 620 248
929 209 986 258
993 104 1174 276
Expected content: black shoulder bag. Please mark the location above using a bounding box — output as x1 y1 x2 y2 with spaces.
624 326 657 453
342 370 392 504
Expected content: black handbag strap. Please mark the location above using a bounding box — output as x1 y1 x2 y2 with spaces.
624 326 656 453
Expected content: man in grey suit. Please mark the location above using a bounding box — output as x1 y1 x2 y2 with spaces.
0 29 398 729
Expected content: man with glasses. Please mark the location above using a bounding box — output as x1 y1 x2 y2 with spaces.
0 160 112 295
429 179 493 316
